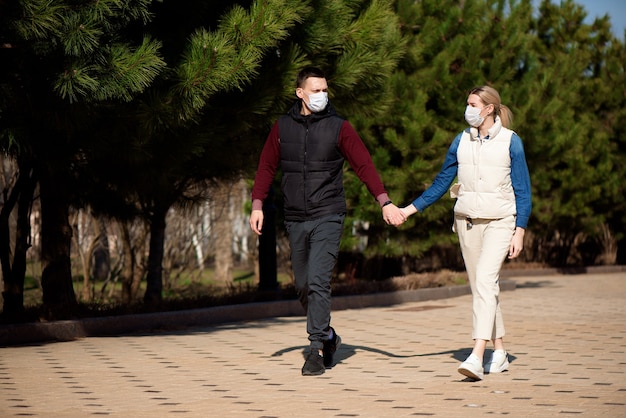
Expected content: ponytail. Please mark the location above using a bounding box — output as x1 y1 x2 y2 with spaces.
498 104 513 128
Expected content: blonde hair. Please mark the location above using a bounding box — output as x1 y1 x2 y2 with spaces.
468 86 513 128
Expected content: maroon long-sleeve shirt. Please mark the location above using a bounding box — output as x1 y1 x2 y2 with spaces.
251 119 390 211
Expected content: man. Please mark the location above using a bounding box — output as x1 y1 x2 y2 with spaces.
249 67 405 376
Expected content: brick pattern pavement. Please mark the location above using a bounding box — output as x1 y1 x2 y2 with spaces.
0 272 624 417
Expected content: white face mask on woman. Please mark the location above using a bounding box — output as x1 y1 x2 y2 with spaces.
464 106 484 127
305 92 328 113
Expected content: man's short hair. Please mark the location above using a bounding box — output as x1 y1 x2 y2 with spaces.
296 67 326 88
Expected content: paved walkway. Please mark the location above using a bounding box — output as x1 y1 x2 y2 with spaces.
0 271 624 417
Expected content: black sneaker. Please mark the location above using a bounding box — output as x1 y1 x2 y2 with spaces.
302 348 325 376
323 327 341 368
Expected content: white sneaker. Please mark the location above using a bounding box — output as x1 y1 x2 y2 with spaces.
458 353 484 380
485 349 509 374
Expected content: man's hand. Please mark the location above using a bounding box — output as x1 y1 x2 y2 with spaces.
249 210 264 235
382 203 407 226
508 227 525 258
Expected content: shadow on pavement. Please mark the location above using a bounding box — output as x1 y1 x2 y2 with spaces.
514 280 556 289
272 344 519 363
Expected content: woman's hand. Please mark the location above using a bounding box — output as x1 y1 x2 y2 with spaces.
399 205 417 221
509 227 525 258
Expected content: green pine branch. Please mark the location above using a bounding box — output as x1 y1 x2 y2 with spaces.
172 0 307 121
54 36 165 103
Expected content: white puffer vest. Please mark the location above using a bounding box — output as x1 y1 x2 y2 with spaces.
453 117 516 220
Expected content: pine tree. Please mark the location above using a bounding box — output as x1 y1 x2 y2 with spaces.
346 0 515 261
1 0 406 313
514 0 625 264
107 0 404 303
0 0 165 318
349 0 625 269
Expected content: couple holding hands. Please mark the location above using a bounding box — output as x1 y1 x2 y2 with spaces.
249 67 531 379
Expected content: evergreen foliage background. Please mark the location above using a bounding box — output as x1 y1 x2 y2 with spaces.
0 0 623 319
345 0 625 269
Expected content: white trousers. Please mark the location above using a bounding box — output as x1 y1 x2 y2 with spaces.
455 214 515 341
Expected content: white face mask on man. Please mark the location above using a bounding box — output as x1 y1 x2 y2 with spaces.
305 92 328 113
464 106 484 127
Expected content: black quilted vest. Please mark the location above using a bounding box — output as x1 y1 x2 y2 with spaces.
279 102 346 221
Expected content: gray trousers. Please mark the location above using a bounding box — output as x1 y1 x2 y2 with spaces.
285 214 345 349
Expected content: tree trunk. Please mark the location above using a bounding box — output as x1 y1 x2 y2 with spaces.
213 180 234 283
72 213 111 302
120 221 136 304
119 220 146 303
71 210 93 302
144 206 167 304
0 159 37 321
0 172 21 319
10 172 36 316
39 166 77 318
92 216 110 280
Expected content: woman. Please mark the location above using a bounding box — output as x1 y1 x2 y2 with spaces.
400 86 532 380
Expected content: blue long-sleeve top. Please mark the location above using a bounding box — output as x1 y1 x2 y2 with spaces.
411 132 532 229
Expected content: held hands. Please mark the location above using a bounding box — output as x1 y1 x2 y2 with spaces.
382 203 408 226
383 204 418 227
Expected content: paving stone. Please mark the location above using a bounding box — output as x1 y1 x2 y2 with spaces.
0 271 624 417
